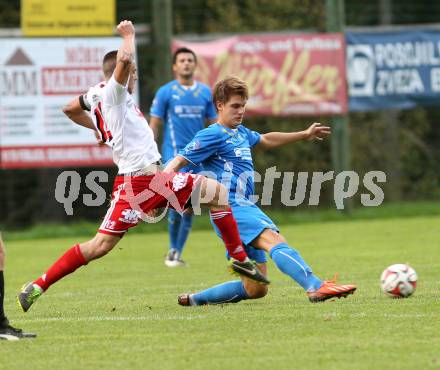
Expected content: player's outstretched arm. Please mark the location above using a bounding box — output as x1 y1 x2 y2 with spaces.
163 155 190 173
258 122 331 150
63 96 95 131
114 20 135 86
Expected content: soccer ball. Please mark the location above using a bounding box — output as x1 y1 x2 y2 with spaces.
380 264 417 298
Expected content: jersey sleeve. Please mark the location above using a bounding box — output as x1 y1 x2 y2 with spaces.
103 76 128 106
178 126 221 165
79 93 91 111
81 85 101 111
149 86 168 119
243 126 261 148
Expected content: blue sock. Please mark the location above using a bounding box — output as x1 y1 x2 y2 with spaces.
168 209 182 251
269 243 322 291
191 280 249 305
175 213 194 254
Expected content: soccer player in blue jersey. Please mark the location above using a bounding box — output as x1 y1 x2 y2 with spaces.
149 47 217 267
164 76 357 304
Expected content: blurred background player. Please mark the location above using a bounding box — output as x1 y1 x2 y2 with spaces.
0 232 35 340
165 76 357 305
17 22 268 314
149 47 217 267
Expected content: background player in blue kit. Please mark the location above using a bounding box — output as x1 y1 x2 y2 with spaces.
165 76 357 304
149 47 217 267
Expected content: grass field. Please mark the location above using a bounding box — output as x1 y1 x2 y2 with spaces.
1 214 439 369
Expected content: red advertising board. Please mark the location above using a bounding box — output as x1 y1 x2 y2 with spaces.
173 33 347 116
0 144 113 169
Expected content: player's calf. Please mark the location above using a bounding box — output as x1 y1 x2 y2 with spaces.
228 259 270 285
242 274 269 299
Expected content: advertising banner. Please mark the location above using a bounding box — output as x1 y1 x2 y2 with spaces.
347 31 440 111
21 0 115 36
173 33 347 116
0 37 128 169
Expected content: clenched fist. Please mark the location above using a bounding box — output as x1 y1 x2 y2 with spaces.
117 20 135 37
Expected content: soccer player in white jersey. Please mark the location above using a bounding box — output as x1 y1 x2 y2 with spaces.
17 20 268 314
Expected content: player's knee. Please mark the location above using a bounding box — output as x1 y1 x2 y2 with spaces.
209 180 229 207
216 182 229 205
257 230 288 252
244 282 268 299
82 235 117 261
200 178 229 207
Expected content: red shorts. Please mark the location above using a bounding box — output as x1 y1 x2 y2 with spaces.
98 172 202 236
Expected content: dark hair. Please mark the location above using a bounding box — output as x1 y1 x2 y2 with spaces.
102 50 118 78
172 47 197 64
212 76 249 111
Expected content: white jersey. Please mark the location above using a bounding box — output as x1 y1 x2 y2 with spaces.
83 77 161 173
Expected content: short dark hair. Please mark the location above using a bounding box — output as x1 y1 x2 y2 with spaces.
212 76 249 112
102 50 118 78
172 47 197 64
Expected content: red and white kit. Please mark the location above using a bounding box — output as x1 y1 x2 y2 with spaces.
83 77 202 236
99 172 201 235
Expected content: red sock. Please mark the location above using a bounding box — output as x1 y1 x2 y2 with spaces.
34 244 87 291
210 208 247 262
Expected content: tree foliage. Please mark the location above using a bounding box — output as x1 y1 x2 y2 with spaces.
0 0 439 227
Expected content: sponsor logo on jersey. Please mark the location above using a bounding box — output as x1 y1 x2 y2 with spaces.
119 209 141 224
174 105 204 117
172 173 188 191
234 147 252 161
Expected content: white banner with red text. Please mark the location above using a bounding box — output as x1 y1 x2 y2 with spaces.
0 37 137 169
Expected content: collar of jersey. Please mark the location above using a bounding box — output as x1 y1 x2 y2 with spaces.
176 80 198 91
217 123 239 137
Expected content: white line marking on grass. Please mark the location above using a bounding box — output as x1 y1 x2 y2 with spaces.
17 314 208 323
382 313 433 318
322 312 435 319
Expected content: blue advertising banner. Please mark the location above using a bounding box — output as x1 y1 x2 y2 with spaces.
346 31 440 111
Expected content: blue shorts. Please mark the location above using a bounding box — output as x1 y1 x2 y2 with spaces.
211 203 279 264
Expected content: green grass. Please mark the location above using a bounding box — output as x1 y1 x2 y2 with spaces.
1 215 440 369
3 200 440 241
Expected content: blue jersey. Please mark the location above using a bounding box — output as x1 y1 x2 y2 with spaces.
150 80 217 164
179 123 261 206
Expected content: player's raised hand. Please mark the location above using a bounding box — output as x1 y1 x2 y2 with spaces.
117 20 135 38
305 122 331 141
